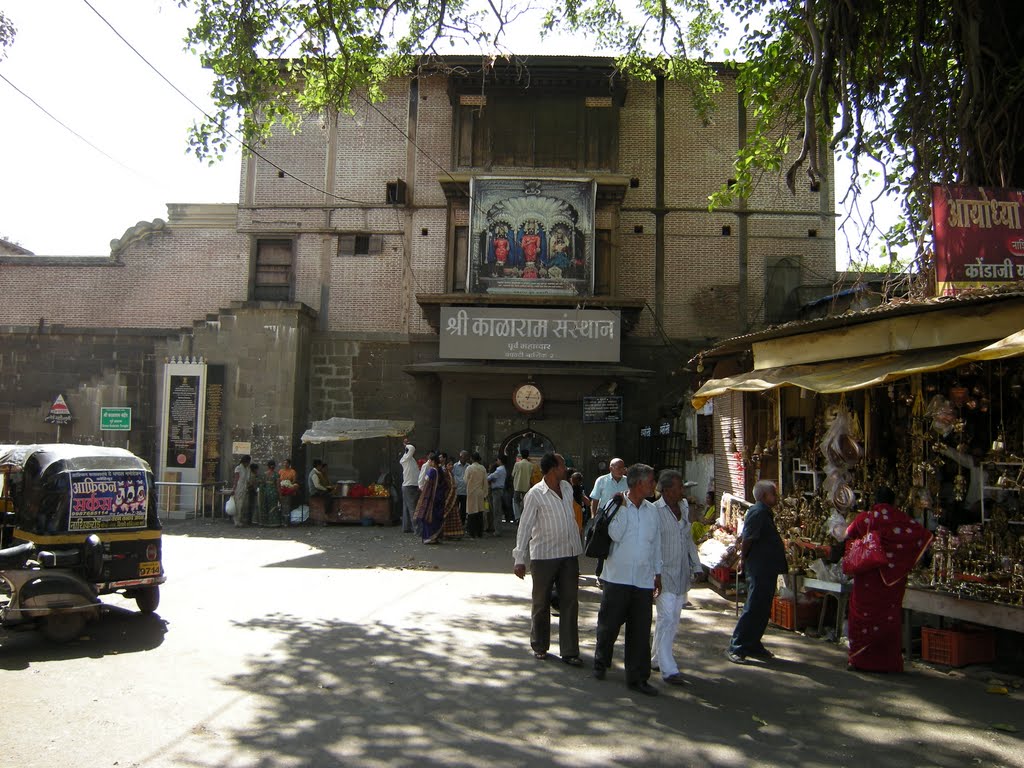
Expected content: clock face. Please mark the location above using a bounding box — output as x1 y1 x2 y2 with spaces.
513 383 543 414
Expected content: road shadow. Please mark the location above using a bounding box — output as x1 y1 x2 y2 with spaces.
152 600 1023 768
0 605 168 668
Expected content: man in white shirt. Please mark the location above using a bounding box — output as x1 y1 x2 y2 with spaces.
652 470 703 686
513 452 584 666
418 451 436 489
593 463 662 695
399 439 420 534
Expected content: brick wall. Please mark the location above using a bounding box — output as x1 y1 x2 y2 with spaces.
0 205 247 330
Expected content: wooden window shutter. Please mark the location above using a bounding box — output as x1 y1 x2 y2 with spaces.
368 235 383 256
338 234 356 257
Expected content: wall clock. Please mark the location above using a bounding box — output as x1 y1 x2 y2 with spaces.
512 382 544 415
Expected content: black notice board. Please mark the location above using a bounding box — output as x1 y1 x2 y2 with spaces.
583 396 623 424
166 375 200 468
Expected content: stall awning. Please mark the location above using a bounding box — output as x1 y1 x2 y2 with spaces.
300 418 414 444
691 330 1024 409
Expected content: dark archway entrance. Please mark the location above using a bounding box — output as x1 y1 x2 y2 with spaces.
499 429 555 460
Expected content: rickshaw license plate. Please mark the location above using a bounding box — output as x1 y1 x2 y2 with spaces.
138 561 161 577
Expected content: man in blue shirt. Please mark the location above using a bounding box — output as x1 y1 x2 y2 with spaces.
589 458 628 520
593 463 663 696
453 450 470 526
486 458 507 535
727 479 787 664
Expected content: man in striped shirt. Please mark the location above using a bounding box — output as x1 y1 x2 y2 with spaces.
512 452 584 666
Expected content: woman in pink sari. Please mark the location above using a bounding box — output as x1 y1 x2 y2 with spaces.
845 487 932 672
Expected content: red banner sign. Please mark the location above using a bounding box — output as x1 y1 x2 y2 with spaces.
932 185 1024 295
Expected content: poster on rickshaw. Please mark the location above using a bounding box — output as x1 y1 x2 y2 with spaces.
68 469 150 530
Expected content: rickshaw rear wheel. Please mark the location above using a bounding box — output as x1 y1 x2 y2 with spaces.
40 612 87 643
135 586 160 613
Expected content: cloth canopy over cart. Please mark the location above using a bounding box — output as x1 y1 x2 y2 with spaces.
299 418 414 525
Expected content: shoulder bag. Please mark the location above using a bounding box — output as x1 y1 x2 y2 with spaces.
842 528 888 575
583 493 625 559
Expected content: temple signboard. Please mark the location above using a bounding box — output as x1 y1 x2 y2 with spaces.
440 307 620 362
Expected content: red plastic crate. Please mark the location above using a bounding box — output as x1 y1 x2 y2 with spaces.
921 627 996 667
710 566 734 583
771 596 821 630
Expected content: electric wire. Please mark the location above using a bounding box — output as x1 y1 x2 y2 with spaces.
79 0 377 207
80 1 822 337
79 0 441 296
0 70 155 183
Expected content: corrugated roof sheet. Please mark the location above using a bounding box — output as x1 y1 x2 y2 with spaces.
691 285 1024 365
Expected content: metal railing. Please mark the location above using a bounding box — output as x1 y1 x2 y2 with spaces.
154 481 226 520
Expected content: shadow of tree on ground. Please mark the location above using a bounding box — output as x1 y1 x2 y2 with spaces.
163 600 1022 768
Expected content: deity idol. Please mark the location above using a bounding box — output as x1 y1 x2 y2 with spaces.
518 220 544 280
488 224 511 276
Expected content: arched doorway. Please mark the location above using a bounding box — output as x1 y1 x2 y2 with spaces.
500 429 555 461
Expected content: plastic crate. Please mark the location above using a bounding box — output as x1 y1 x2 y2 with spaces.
771 596 821 630
921 627 996 667
710 566 735 583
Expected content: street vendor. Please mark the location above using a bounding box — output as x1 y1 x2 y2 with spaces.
308 460 330 498
690 490 717 544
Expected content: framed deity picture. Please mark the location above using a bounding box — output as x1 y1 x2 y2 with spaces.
467 177 597 296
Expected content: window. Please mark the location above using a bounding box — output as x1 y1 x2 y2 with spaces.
338 234 383 257
594 229 613 295
252 239 293 301
764 256 802 324
454 90 618 170
696 414 714 454
638 424 687 472
453 226 469 291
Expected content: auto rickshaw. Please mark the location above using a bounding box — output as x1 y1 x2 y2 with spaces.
0 444 165 641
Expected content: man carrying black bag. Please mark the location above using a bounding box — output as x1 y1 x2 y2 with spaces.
592 463 663 696
583 491 625 580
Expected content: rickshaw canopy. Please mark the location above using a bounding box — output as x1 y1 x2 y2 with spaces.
0 444 151 476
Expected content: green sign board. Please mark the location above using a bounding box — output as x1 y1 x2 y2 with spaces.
100 407 132 431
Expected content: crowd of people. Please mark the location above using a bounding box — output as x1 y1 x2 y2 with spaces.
513 454 711 695
400 440 582 545
229 454 300 528
230 440 930 682
511 454 931 687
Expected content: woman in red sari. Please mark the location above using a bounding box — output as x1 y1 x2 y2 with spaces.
845 487 932 672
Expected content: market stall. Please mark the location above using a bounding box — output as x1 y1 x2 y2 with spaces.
300 417 413 526
691 292 1024 662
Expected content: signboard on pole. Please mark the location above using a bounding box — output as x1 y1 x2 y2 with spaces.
100 407 132 431
45 394 72 425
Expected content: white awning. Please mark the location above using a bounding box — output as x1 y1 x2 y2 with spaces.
691 330 1024 409
300 418 414 444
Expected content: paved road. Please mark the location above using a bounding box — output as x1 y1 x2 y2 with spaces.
2 519 1021 768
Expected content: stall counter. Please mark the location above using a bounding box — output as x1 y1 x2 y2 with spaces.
309 494 392 526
